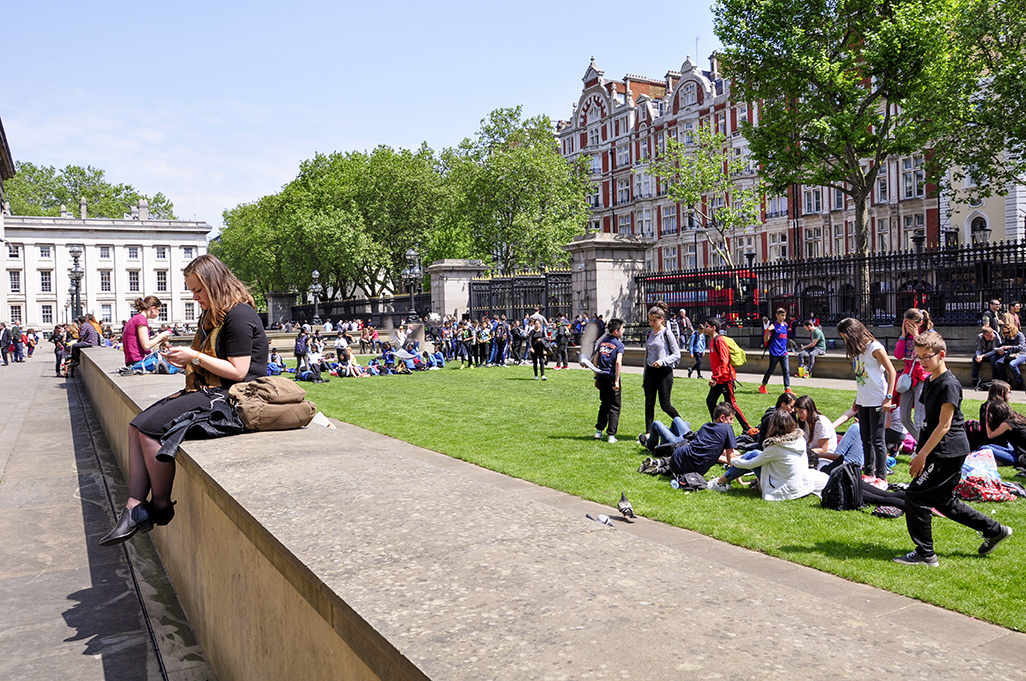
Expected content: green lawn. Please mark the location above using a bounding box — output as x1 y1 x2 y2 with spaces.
297 360 1025 632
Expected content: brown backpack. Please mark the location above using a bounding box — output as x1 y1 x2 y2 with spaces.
228 376 317 431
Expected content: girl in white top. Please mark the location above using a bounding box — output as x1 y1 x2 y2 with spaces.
793 395 837 465
837 317 896 482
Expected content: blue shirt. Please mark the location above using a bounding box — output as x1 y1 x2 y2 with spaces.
769 322 788 356
670 422 737 476
595 335 625 377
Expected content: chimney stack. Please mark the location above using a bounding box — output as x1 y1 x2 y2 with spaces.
79 197 87 219
138 199 149 221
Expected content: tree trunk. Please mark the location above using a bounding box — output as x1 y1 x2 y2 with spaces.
853 195 871 320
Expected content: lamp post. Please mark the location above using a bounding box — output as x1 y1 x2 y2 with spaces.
912 228 926 308
68 244 84 318
308 270 323 326
692 228 706 270
402 248 421 320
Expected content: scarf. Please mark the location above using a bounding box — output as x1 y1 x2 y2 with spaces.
185 310 226 392
761 429 804 448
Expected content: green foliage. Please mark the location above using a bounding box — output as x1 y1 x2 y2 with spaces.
713 0 957 254
648 125 763 268
301 363 1026 632
5 161 176 219
441 107 592 274
938 0 1026 200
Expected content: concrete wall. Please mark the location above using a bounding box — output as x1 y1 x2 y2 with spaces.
78 350 426 681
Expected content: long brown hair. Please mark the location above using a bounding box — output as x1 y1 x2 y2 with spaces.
764 408 798 440
183 254 255 326
837 317 876 359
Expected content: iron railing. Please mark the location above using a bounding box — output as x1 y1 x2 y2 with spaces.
469 270 573 322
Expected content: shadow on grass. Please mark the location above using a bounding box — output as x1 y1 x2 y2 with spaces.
778 539 901 561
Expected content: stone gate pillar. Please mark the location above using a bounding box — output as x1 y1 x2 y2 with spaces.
564 233 649 322
426 259 487 319
265 291 297 327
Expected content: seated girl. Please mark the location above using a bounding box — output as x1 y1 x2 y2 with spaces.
708 409 828 500
794 395 837 466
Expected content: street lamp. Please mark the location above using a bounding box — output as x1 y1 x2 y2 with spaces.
68 244 84 318
308 270 323 326
912 229 926 308
402 248 421 320
692 227 707 270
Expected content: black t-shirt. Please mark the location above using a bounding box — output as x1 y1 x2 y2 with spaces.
918 370 969 459
670 421 737 475
213 304 268 387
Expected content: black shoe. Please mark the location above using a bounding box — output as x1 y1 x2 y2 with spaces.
150 501 177 526
892 550 939 567
979 525 1013 555
638 433 648 447
99 504 154 546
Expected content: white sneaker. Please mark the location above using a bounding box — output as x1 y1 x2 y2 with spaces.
541 375 547 381
607 435 618 444
534 376 539 380
707 478 731 492
595 430 603 439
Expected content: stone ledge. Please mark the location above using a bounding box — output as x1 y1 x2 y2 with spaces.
78 347 1026 680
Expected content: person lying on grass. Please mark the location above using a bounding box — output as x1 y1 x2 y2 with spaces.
706 408 828 500
638 403 738 477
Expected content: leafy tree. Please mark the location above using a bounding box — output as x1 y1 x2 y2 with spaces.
5 161 176 219
713 0 956 255
648 125 763 268
444 107 591 274
938 0 1026 199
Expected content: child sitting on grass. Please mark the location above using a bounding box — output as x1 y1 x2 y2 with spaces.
894 330 1013 567
638 403 738 477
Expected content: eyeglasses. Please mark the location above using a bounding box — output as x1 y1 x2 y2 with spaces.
916 352 940 362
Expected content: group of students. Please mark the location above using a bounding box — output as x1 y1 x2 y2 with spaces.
617 306 1015 567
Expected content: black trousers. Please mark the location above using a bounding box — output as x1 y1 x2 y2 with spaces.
905 454 1001 558
706 380 752 431
858 405 887 478
643 365 679 434
595 374 621 436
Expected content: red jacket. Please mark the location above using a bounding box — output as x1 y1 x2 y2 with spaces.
709 334 736 384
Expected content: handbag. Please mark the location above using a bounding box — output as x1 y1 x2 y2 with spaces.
228 376 317 431
895 371 913 394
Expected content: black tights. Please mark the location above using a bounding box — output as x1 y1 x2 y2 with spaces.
643 365 679 434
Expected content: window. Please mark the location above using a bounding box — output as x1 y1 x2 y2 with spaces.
767 195 788 218
616 179 631 205
100 271 111 292
637 209 653 237
661 205 677 235
876 164 889 203
101 304 112 323
9 271 20 293
738 103 748 120
683 122 695 145
656 132 665 156
158 307 168 323
716 113 726 135
156 246 167 260
634 172 652 198
903 214 925 247
662 246 678 271
804 189 822 214
156 270 167 292
805 227 822 257
41 305 53 325
100 246 111 259
129 271 140 293
963 170 976 188
834 188 845 211
183 246 194 260
184 302 195 322
902 156 925 198
616 145 630 168
40 271 51 293
8 244 20 258
638 138 649 162
588 127 599 147
128 246 140 259
586 187 600 208
39 246 51 259
10 305 21 324
589 155 601 175
617 214 631 234
710 195 725 218
684 242 697 269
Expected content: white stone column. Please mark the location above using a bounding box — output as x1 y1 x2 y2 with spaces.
425 259 487 319
564 232 650 323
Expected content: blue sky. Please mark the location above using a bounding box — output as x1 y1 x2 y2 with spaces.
3 0 720 228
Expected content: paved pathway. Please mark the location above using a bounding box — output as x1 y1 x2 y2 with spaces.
0 354 213 681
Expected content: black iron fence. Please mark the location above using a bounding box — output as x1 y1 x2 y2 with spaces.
291 292 432 327
469 270 573 321
636 239 1026 330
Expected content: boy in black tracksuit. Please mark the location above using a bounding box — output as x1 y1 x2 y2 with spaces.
894 330 1013 566
592 318 625 443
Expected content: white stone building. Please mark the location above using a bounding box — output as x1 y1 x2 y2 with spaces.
0 200 211 330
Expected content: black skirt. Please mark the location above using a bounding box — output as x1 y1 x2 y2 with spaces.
130 387 230 440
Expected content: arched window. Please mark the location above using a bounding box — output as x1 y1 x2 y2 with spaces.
682 83 696 106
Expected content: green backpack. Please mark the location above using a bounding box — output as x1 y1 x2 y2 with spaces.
719 335 747 367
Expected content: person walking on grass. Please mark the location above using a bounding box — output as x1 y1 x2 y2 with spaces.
894 330 1013 567
640 302 681 441
592 318 625 443
837 317 896 485
527 318 549 381
705 317 755 435
759 308 791 395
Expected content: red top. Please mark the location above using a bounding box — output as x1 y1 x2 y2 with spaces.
122 313 148 365
710 334 736 384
